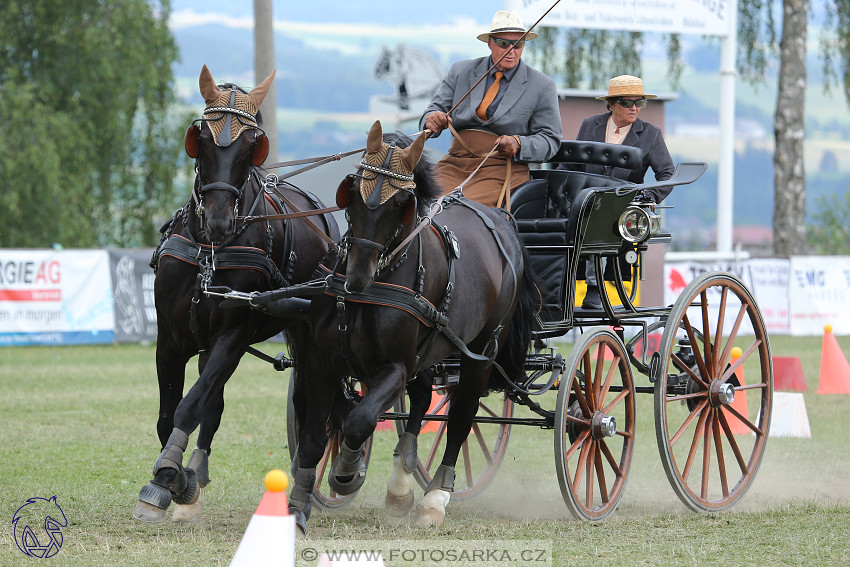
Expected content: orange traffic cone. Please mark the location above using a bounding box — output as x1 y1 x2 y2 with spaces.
230 470 295 567
817 325 850 394
724 347 750 434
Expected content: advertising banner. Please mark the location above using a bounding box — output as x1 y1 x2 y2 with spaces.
664 259 790 336
788 256 850 336
516 0 732 37
109 249 158 343
0 250 114 345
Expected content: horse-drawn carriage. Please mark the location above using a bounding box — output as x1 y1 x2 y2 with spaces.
135 68 772 530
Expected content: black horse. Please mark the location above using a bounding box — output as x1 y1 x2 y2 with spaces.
281 121 539 530
133 65 339 523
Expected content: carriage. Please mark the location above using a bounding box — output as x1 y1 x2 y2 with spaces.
270 136 774 522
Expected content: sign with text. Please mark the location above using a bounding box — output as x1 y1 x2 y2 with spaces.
788 256 850 336
0 250 114 345
517 0 731 36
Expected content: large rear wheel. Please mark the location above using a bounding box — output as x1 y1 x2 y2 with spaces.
554 327 636 521
654 271 772 512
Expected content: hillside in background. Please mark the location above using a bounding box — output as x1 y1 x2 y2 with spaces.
170 3 850 251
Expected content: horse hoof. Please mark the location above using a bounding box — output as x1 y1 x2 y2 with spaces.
133 500 168 523
414 504 445 527
328 469 366 496
385 490 414 517
290 506 308 537
172 487 204 522
172 469 199 505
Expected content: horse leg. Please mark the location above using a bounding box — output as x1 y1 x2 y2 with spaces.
329 366 406 496
288 359 336 536
415 362 489 527
385 370 433 517
172 374 219 523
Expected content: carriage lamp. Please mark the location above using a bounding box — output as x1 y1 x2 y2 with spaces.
617 205 661 243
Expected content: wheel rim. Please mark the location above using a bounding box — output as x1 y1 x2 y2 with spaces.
555 327 635 521
395 386 512 500
654 272 772 512
286 374 372 511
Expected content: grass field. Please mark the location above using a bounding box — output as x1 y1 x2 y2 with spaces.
1 334 849 566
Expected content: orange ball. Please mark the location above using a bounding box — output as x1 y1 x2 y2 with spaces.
264 469 289 492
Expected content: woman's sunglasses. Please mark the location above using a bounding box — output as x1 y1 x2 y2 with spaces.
492 37 526 49
614 98 647 109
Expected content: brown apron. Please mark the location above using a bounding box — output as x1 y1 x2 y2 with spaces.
433 129 530 209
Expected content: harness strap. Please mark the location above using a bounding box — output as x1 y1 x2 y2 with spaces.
446 122 512 211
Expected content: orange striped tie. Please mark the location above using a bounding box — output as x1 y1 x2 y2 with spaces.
476 71 503 121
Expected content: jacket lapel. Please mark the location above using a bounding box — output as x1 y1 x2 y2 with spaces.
469 58 491 117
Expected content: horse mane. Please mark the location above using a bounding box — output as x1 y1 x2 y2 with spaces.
381 132 441 215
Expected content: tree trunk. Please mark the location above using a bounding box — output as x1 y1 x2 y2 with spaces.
773 0 808 257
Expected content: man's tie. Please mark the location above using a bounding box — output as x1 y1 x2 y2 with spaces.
476 71 503 121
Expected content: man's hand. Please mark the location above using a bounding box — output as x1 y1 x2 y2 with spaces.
495 135 520 158
424 111 450 135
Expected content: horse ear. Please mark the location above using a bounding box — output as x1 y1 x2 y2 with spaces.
336 175 354 209
366 121 383 154
199 64 221 105
247 69 276 109
184 124 201 158
401 197 416 226
399 130 427 172
251 133 269 166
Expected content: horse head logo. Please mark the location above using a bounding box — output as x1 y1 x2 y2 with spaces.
12 496 68 558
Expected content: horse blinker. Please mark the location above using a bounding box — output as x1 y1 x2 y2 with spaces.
251 133 270 166
184 125 201 158
336 175 355 209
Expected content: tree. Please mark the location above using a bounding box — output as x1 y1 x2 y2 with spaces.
808 192 850 254
0 0 188 248
528 0 850 257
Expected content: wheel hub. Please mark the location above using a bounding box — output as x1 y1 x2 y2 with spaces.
709 380 736 407
591 412 617 440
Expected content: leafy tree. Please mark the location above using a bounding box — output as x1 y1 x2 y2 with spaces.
528 0 850 257
808 192 850 254
0 0 189 248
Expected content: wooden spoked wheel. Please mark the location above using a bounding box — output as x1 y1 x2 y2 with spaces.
286 373 372 511
654 271 772 513
394 384 512 500
554 327 636 521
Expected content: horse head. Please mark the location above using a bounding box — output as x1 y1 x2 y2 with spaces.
184 64 275 244
335 120 430 293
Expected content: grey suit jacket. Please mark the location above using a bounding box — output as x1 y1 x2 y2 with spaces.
420 57 562 163
565 112 675 203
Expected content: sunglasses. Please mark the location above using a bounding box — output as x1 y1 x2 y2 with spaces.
613 98 647 109
492 37 526 49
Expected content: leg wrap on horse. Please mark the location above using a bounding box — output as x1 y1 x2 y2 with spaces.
425 464 455 493
289 467 316 535
186 448 210 487
393 432 418 473
153 429 189 475
328 440 367 495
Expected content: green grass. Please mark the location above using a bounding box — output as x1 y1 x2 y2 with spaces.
1 335 849 566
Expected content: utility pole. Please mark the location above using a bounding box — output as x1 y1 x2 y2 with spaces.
254 0 278 162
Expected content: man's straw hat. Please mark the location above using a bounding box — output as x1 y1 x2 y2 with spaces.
477 10 538 42
595 75 657 100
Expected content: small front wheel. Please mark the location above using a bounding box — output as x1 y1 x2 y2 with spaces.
554 327 636 521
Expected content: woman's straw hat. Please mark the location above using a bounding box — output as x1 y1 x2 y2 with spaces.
595 75 657 100
477 10 538 42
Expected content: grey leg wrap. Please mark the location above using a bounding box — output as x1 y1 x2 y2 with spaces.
394 432 418 473
328 441 367 495
425 464 455 494
186 448 210 487
289 467 316 535
153 429 189 475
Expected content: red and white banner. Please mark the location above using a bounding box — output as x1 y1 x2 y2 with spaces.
788 256 850 336
0 250 114 345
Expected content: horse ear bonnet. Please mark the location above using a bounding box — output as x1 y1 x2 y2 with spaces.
197 65 276 148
